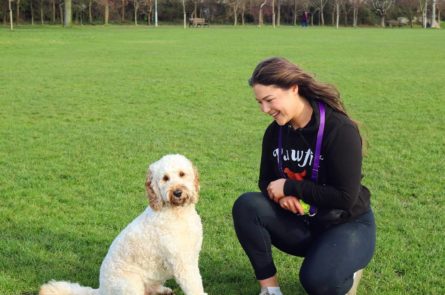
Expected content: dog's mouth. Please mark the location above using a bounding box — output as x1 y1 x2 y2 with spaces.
168 186 191 206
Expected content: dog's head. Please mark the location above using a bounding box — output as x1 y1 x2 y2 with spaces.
145 154 200 211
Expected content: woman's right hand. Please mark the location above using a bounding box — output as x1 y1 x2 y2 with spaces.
279 196 305 215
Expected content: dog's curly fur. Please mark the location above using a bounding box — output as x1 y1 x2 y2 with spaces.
39 154 207 295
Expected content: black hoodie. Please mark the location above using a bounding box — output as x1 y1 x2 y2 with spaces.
258 99 371 225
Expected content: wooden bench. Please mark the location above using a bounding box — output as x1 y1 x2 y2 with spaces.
189 18 209 27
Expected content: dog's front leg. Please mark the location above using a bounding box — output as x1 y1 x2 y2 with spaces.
171 257 207 295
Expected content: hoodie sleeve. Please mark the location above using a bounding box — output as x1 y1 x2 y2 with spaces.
283 122 363 211
258 124 277 196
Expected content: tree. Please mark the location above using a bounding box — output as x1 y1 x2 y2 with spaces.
64 0 72 25
418 0 427 27
131 0 145 24
351 0 364 26
371 0 394 26
318 0 328 25
258 0 267 26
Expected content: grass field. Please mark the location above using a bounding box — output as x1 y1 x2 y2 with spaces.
0 25 444 294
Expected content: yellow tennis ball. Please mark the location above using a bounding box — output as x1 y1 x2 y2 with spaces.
300 200 310 214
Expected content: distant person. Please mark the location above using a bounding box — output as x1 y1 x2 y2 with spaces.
301 11 309 27
232 57 376 295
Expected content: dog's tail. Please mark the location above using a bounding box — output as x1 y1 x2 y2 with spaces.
39 280 98 295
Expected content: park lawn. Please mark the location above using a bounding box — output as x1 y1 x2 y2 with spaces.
0 25 444 294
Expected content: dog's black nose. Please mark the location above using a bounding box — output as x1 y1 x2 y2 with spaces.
173 190 182 198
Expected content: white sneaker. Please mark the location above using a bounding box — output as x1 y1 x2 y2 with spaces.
346 269 363 295
259 287 277 295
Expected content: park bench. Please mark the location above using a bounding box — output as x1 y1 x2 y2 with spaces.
189 18 209 27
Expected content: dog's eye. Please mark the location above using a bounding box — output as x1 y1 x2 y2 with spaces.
163 175 169 182
179 171 185 177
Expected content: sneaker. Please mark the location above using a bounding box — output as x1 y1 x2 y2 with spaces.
346 269 363 295
259 287 275 295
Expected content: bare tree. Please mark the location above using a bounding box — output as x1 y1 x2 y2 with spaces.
228 0 241 25
418 0 427 27
16 0 21 24
319 0 328 25
132 0 144 24
40 0 45 24
64 0 72 25
88 0 93 23
431 0 439 27
334 0 340 28
8 0 13 29
120 0 125 22
258 0 267 26
276 0 281 26
371 0 394 26
351 0 363 26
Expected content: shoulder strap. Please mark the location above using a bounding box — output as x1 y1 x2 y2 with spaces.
311 101 325 182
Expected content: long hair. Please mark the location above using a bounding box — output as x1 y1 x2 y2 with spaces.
249 57 365 149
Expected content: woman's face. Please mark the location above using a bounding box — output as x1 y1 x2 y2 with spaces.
253 84 301 126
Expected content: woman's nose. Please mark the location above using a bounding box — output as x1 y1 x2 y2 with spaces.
260 103 270 113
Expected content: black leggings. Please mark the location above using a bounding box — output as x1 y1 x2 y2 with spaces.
232 192 376 295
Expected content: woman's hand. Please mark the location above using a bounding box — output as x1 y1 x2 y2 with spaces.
279 196 305 215
267 179 286 202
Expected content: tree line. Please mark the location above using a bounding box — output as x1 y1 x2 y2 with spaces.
1 0 443 28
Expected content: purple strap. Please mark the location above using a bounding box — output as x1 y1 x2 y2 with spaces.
311 101 325 182
277 101 326 216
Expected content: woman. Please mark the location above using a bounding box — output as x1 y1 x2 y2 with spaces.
232 57 376 295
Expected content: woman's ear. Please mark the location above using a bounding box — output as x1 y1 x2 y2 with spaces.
291 84 299 94
146 169 162 211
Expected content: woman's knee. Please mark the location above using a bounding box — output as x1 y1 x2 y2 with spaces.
300 267 350 295
232 192 262 219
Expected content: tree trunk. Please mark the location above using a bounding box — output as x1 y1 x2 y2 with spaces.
380 15 385 27
121 0 126 22
134 2 138 25
241 3 245 25
320 0 325 25
271 0 275 27
293 0 297 25
277 0 280 26
423 0 427 28
432 0 438 27
233 1 238 25
104 0 109 25
353 6 357 27
31 0 34 25
182 0 186 28
59 2 64 24
16 0 20 24
40 0 44 24
89 0 92 23
8 0 13 30
147 0 152 25
64 0 72 26
52 0 56 23
259 0 267 27
336 2 339 28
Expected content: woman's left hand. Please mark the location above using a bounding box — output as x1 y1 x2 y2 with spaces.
267 179 286 202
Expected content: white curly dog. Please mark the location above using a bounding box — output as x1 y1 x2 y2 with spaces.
40 154 207 295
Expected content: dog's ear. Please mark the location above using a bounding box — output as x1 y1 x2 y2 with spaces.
193 165 200 194
146 168 162 211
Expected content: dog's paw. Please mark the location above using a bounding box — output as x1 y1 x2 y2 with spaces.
158 286 174 295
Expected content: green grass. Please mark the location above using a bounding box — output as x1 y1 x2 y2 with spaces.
1 25 444 294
